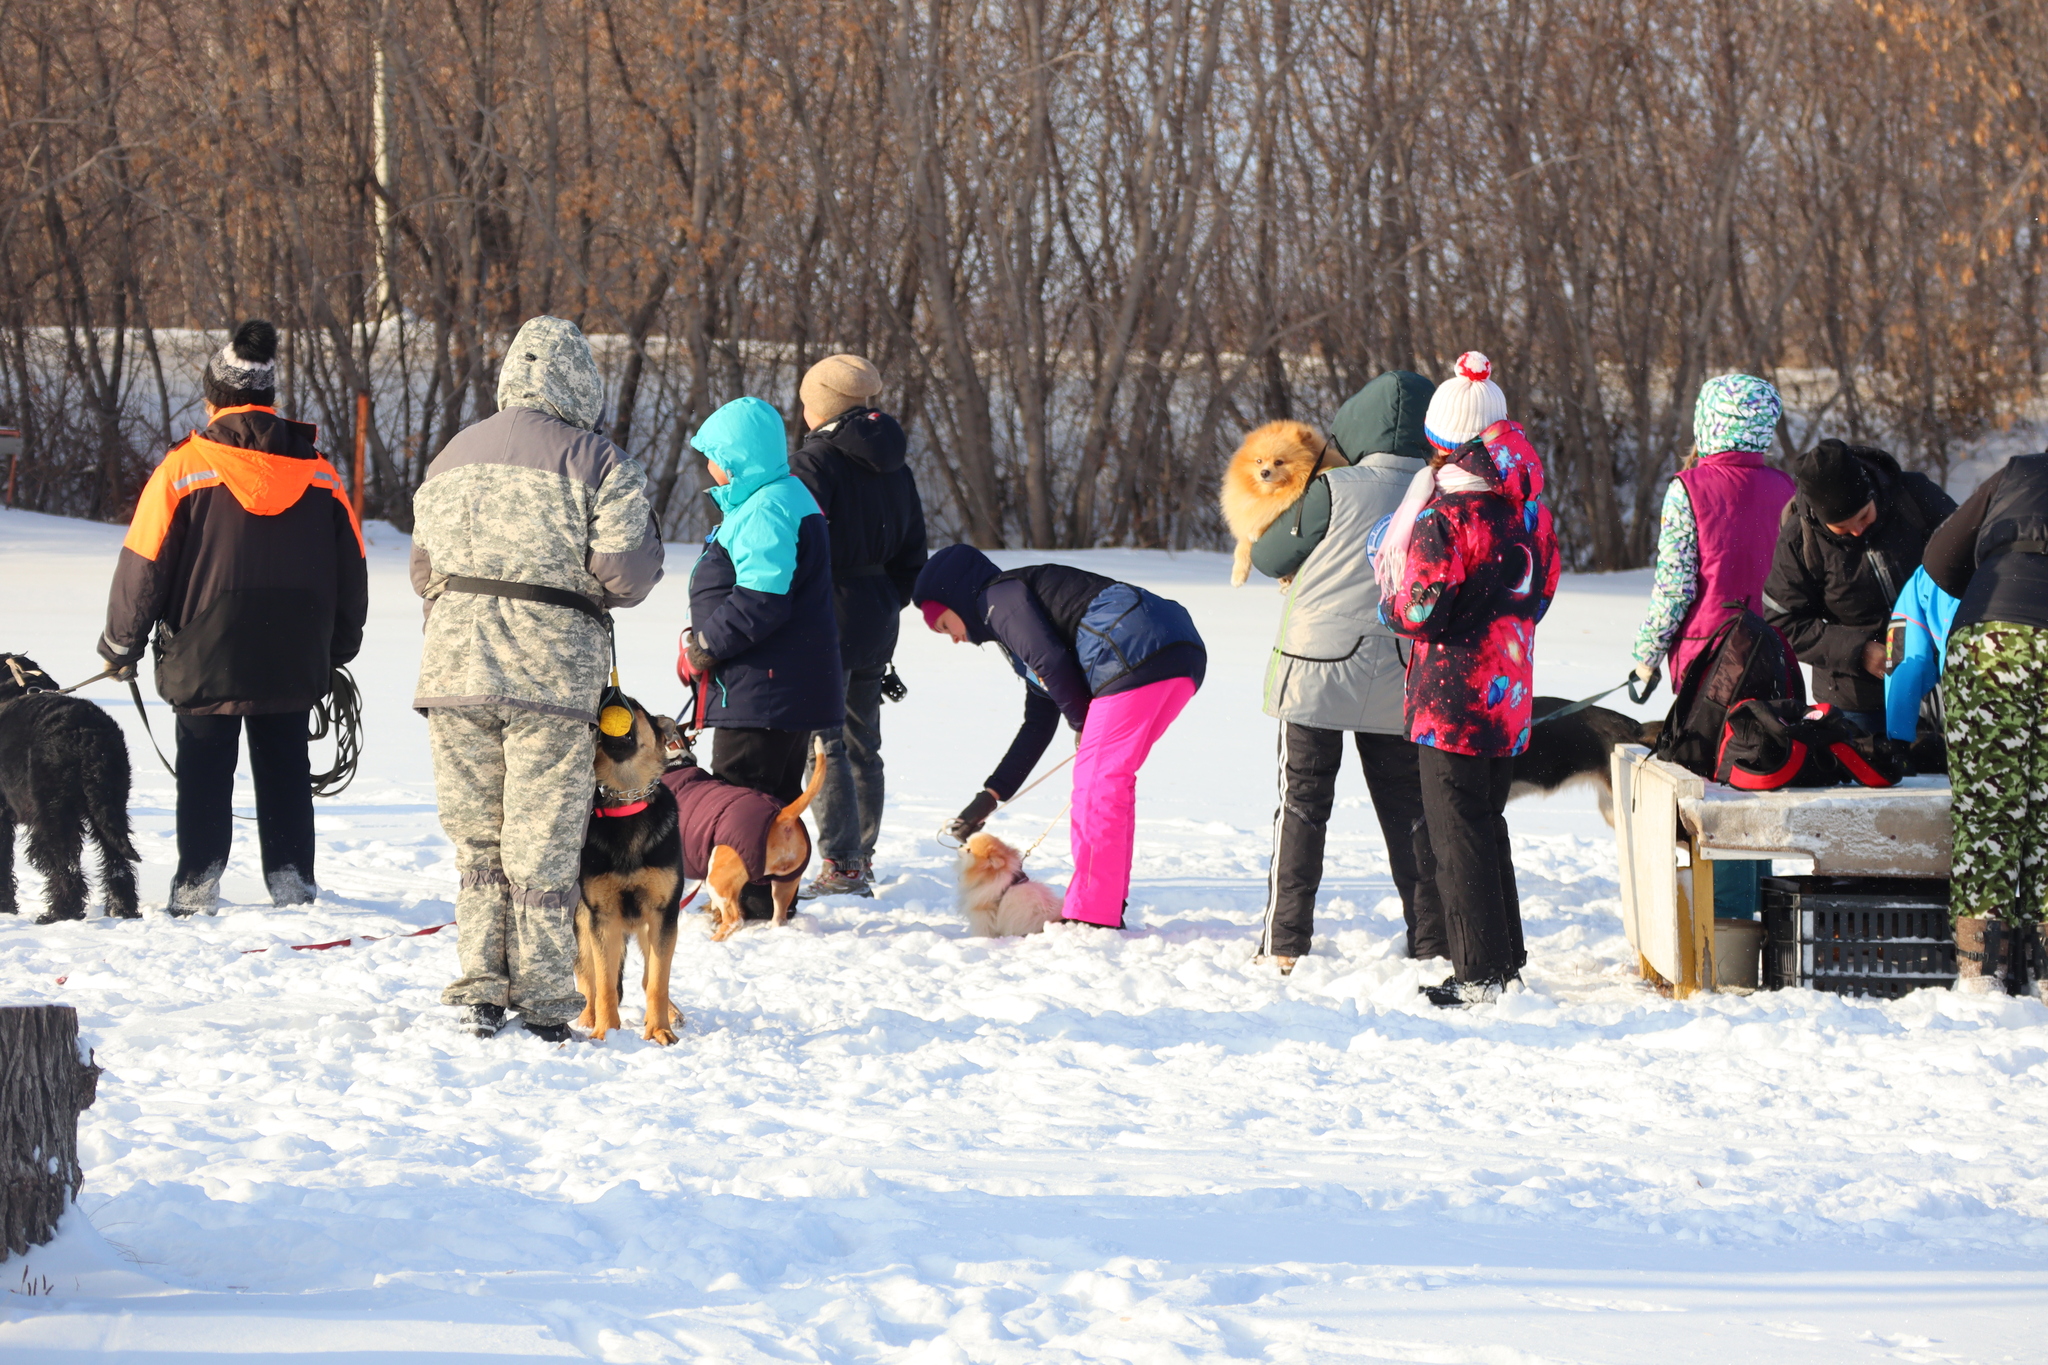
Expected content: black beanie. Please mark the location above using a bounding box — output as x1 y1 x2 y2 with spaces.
203 319 279 409
1793 438 1873 525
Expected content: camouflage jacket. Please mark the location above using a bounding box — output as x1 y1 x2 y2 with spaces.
411 407 664 722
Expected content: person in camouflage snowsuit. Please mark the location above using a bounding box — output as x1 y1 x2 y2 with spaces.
412 316 665 1039
1924 451 2048 992
1943 624 2048 926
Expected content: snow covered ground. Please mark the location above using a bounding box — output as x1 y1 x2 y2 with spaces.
2 504 2045 1364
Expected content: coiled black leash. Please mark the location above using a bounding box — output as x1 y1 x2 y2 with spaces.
310 666 362 797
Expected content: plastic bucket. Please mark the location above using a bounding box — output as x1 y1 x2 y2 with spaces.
1715 918 1765 990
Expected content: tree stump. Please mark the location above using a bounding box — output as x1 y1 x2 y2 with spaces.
0 1005 100 1258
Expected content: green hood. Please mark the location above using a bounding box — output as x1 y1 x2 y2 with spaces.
1331 370 1435 464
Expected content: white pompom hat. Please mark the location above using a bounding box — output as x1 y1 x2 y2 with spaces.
1424 351 1508 450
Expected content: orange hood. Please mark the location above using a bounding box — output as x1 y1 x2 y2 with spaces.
124 421 362 561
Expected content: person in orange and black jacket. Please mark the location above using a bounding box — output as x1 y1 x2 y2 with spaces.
98 320 368 915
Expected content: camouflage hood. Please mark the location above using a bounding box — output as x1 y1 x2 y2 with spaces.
497 316 604 430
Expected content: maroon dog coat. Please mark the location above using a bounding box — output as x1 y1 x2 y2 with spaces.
659 765 801 884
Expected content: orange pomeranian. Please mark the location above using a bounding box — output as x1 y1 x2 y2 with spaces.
957 832 1065 937
1219 420 1343 585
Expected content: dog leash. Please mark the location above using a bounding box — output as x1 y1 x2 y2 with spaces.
935 752 1077 849
238 921 455 955
1018 801 1072 863
28 662 179 776
1530 678 1638 727
1006 752 1075 803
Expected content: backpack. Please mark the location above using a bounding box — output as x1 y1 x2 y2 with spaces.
1653 604 1805 777
1714 699 1904 790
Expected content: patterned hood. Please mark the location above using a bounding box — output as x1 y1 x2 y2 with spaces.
497 316 605 430
1693 373 1782 456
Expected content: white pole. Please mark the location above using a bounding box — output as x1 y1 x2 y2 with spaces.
372 13 395 317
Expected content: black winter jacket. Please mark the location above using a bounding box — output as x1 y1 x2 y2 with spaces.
100 407 368 715
1763 445 1956 713
1924 455 2048 633
787 409 927 672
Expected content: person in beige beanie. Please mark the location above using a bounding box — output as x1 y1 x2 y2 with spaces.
799 354 884 427
788 354 927 899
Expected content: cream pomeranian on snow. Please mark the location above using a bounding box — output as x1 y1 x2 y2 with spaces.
956 832 1065 937
1219 419 1344 585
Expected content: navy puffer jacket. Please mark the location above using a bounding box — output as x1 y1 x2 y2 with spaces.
912 545 1205 797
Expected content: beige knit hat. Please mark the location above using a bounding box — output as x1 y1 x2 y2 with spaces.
799 354 883 422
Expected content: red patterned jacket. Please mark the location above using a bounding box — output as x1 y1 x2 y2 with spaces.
1380 421 1561 757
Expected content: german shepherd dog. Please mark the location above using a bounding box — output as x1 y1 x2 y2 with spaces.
0 654 140 922
574 696 686 1044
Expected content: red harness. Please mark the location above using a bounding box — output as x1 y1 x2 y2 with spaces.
593 799 650 818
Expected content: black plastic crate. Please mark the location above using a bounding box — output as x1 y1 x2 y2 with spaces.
1760 876 1954 998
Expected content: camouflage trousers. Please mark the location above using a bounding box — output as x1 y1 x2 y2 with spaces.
427 705 595 1023
1945 622 2048 926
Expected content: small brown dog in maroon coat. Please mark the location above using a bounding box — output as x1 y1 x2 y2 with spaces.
653 717 825 942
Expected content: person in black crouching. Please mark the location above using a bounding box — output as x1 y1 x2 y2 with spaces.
788 355 927 899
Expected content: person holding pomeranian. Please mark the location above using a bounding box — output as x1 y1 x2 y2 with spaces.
1238 370 1438 974
913 546 1206 929
1377 352 1561 1007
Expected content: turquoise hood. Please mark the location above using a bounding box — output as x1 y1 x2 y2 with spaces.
694 396 818 594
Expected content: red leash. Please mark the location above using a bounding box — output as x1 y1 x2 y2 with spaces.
248 885 700 954
239 922 455 955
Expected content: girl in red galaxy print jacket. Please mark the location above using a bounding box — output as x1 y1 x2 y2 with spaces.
1379 420 1561 757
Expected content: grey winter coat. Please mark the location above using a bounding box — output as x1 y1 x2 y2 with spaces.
411 404 665 723
1260 456 1423 733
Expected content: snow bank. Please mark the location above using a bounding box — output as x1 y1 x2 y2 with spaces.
1 507 2045 1362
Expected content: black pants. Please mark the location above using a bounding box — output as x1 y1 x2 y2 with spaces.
174 711 315 898
1412 746 1524 982
712 726 813 917
1260 724 1426 960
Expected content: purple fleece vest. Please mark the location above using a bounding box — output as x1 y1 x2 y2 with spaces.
1670 449 1796 684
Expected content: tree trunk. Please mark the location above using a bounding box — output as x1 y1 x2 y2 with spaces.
0 1005 99 1258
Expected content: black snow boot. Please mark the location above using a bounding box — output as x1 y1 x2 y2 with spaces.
521 1018 575 1043
1423 971 1518 1008
463 1004 506 1038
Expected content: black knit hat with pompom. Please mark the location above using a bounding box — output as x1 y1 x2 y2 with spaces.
203 319 278 408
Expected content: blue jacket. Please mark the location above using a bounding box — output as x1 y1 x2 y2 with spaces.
688 397 844 731
1884 565 1959 742
913 544 1204 797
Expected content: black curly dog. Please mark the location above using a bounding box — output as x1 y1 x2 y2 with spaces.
0 654 140 922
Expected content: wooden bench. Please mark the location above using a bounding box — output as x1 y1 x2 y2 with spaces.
1610 746 1953 997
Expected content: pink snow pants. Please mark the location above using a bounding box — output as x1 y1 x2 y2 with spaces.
1063 676 1198 927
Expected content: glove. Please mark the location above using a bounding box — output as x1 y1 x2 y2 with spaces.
879 665 908 703
949 789 1000 840
109 662 136 683
676 631 717 684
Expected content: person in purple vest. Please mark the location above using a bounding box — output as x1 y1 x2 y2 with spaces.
1629 374 1796 694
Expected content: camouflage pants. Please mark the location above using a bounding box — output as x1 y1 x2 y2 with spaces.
427 705 594 1023
1945 622 2048 926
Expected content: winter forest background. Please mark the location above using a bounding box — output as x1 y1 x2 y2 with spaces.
1 0 2043 566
